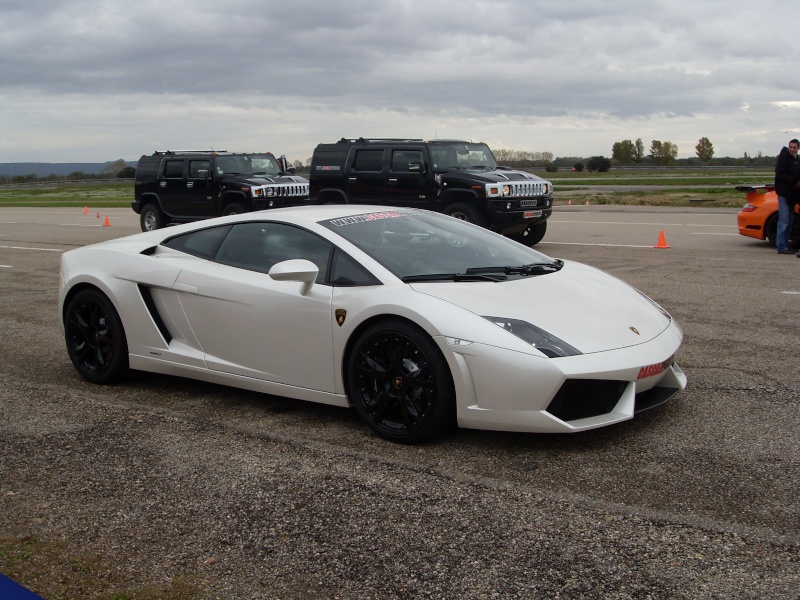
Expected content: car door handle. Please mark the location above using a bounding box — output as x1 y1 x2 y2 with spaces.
160 181 166 188
388 178 398 184
187 182 194 188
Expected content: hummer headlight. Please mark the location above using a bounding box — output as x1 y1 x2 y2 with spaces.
502 184 511 196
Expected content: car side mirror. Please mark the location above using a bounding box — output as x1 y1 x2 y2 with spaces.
196 169 210 179
408 162 424 174
286 165 296 175
268 259 318 295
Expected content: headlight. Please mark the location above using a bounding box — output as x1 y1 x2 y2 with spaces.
266 187 276 197
483 316 581 358
502 184 511 196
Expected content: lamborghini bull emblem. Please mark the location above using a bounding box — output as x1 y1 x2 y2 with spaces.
392 376 403 390
335 309 347 327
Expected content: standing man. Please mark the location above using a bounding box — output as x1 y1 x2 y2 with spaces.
774 138 800 254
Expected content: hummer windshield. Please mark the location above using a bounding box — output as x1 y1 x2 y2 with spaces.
215 154 281 176
429 142 498 171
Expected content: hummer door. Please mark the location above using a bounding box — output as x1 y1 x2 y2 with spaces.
346 149 386 203
158 159 186 215
385 148 429 207
184 159 216 217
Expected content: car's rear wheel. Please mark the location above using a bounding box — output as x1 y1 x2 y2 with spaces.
64 288 129 384
765 213 779 247
346 319 456 444
222 202 248 216
507 221 547 246
140 204 165 232
443 202 488 228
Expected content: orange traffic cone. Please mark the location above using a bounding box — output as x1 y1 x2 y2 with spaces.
654 230 669 248
103 216 111 227
83 206 89 214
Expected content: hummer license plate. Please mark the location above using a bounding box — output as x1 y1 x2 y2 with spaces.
524 210 543 218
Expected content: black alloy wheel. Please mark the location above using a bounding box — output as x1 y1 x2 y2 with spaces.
64 288 129 384
347 320 455 444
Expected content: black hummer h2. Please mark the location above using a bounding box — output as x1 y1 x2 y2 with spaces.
309 138 553 244
132 150 309 231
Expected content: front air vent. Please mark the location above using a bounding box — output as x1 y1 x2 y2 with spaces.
137 285 172 344
546 379 627 422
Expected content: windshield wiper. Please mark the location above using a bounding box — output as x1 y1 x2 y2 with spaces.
401 272 506 283
465 262 563 276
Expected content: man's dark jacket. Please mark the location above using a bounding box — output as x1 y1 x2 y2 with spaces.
774 146 800 202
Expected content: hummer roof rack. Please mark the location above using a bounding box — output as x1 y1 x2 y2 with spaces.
151 150 229 155
337 138 425 144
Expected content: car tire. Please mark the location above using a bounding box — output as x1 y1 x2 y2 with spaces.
140 203 165 232
765 213 778 248
346 319 456 444
64 288 129 384
443 202 489 228
222 202 248 217
507 221 547 246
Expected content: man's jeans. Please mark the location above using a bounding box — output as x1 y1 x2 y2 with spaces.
777 195 796 251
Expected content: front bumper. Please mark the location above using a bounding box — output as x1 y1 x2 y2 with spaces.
440 319 686 434
487 196 553 233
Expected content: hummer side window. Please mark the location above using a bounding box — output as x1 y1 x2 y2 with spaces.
352 150 383 172
391 150 424 173
188 160 212 178
163 160 184 178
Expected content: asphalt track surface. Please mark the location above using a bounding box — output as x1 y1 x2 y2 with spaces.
1 206 799 598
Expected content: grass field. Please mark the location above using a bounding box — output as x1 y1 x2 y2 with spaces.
0 168 773 209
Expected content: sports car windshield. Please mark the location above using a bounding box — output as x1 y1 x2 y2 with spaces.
321 210 561 281
215 154 281 176
429 142 498 171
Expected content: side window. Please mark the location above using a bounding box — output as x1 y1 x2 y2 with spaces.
391 150 423 173
214 222 333 284
188 159 212 178
352 149 384 172
329 249 380 287
162 225 231 259
163 159 184 178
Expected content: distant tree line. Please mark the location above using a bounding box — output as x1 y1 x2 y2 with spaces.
0 159 135 185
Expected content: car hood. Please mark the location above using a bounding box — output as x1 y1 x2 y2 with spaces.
224 174 309 185
443 168 548 185
409 261 673 354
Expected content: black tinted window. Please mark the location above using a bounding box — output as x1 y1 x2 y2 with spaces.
352 150 384 172
163 160 184 178
330 249 380 286
188 160 212 178
214 222 333 283
162 225 230 259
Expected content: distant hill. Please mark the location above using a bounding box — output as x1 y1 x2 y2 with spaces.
0 161 135 177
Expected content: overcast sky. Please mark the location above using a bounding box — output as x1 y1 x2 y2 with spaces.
2 0 799 164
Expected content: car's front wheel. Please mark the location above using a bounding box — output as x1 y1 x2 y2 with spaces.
140 204 165 232
443 202 488 228
222 202 248 217
64 288 129 384
507 221 547 246
346 319 456 444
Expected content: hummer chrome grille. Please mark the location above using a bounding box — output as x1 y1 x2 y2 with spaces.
507 181 549 197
